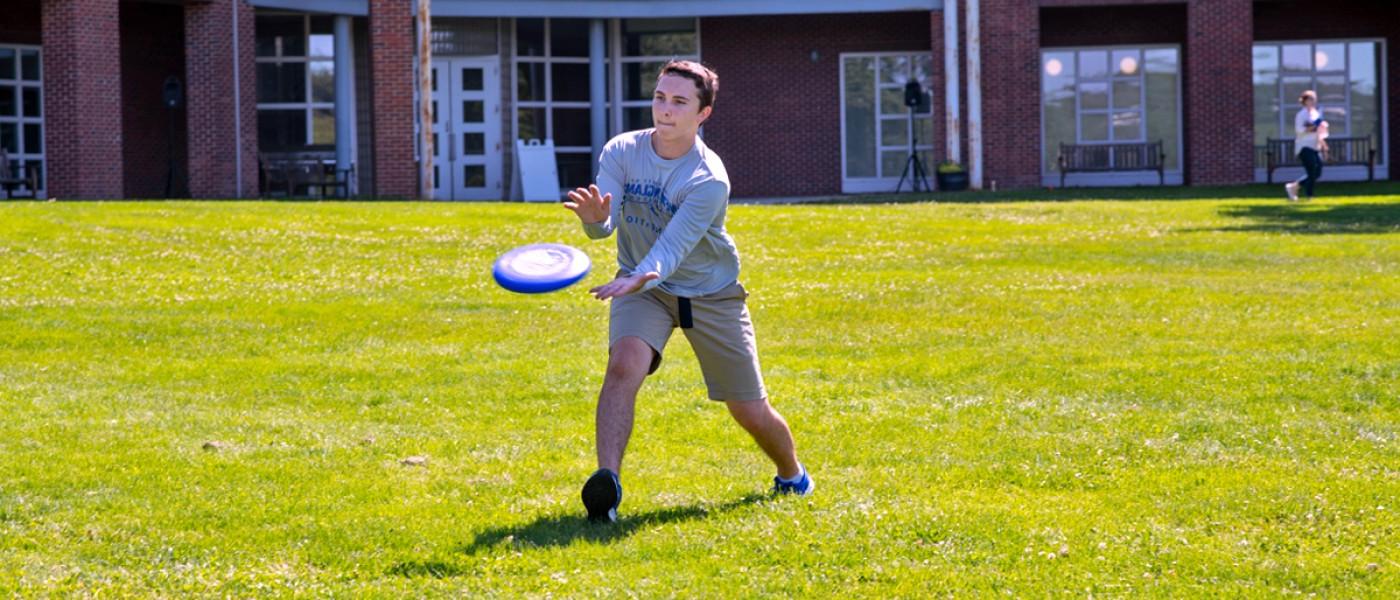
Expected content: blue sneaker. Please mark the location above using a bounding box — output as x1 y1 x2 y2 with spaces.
772 470 814 496
581 468 621 523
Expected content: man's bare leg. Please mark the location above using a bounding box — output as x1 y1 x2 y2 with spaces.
595 336 653 473
725 398 801 479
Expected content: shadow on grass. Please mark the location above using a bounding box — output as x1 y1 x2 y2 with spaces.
1210 202 1400 234
387 493 770 578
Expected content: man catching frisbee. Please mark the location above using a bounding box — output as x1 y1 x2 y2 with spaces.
563 60 812 523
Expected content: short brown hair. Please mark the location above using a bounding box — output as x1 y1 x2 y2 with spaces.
657 60 719 110
1299 90 1317 102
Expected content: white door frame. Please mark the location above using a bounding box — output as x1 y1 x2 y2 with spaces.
431 56 502 200
839 51 935 194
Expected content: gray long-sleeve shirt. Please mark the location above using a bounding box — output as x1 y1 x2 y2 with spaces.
582 129 740 297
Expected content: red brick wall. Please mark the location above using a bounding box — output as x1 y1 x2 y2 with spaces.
1040 4 1186 48
978 0 1041 190
1256 0 1400 180
700 12 932 198
184 0 257 198
121 2 186 199
42 0 123 199
0 0 41 45
368 0 418 199
1185 0 1254 185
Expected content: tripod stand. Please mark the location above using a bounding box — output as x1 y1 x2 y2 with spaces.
895 80 931 193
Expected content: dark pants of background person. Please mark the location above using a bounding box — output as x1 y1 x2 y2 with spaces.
1298 147 1323 198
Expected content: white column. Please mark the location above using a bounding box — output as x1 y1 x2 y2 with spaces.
334 15 356 189
943 0 960 165
589 18 607 177
966 0 983 190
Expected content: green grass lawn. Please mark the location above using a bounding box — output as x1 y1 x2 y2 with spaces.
1 189 1398 596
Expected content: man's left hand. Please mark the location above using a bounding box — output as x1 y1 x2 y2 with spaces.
589 272 660 300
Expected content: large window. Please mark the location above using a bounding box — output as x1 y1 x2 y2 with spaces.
1252 40 1384 161
1041 46 1180 177
0 45 43 194
513 17 698 190
839 53 934 192
255 14 336 152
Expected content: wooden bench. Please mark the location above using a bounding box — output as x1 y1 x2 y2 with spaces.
1262 137 1375 183
1057 140 1165 188
260 153 353 199
0 148 39 199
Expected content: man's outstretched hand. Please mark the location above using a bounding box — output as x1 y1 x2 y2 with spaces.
589 272 660 300
563 184 611 224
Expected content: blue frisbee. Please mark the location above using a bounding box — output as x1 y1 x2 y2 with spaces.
492 243 591 294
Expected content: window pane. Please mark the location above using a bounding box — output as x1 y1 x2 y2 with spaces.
556 152 591 188
1042 50 1076 173
516 19 545 57
1112 111 1141 141
1081 113 1108 142
1281 76 1312 117
312 109 335 145
1314 42 1344 73
1282 44 1310 72
1112 79 1141 110
550 19 590 57
0 49 13 79
464 164 486 188
1349 42 1381 148
843 56 876 178
463 100 484 123
0 87 14 117
1252 45 1280 146
517 107 546 141
463 132 485 155
432 18 499 56
624 107 651 131
25 160 41 190
256 15 305 57
623 61 667 101
1144 48 1180 169
257 109 307 151
23 123 40 153
552 108 590 146
1079 82 1108 110
517 62 545 101
0 123 14 152
257 62 306 103
916 116 933 147
880 150 906 178
1317 75 1347 135
21 87 39 118
309 16 334 57
551 63 590 102
623 18 696 56
461 67 483 91
880 118 907 148
20 50 38 81
1113 49 1141 77
309 61 334 103
1079 51 1107 79
879 56 908 85
880 87 907 115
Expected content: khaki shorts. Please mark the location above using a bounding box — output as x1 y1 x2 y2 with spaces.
609 280 766 401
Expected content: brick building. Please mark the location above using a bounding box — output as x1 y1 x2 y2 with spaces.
1 0 1395 200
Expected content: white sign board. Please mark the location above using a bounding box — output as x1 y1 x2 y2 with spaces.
516 139 561 202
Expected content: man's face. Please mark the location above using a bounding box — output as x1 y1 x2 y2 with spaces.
652 74 711 140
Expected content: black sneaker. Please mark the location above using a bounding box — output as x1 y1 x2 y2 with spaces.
581 468 621 523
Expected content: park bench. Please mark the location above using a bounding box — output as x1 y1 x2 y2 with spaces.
260 152 353 199
1262 137 1375 183
0 147 39 199
1057 140 1165 188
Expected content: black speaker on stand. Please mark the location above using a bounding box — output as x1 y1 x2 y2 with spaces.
895 79 932 193
162 76 184 199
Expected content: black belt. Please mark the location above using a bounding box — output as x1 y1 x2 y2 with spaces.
678 297 693 329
